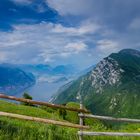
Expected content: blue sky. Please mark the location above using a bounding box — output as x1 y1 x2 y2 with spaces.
0 0 140 69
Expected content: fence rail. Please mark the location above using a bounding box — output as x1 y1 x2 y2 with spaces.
78 131 140 137
0 94 89 113
79 114 140 123
0 111 89 129
78 114 140 139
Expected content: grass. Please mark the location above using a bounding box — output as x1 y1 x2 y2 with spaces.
0 100 140 140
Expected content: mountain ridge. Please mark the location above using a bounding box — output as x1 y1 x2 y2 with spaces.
0 64 35 95
53 49 140 118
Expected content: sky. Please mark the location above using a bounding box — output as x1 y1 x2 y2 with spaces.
0 0 140 70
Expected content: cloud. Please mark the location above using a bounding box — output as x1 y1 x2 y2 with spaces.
52 21 100 35
46 0 140 32
96 39 120 55
39 41 88 62
0 18 139 67
0 21 94 64
63 42 87 56
46 0 92 16
1 0 140 69
65 42 87 52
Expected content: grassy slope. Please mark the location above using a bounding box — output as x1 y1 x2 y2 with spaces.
0 100 140 140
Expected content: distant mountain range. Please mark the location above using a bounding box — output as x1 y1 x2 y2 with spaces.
0 64 35 95
53 49 140 118
0 63 86 96
17 64 79 83
18 64 78 75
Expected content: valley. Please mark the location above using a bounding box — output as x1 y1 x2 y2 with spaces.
16 80 67 102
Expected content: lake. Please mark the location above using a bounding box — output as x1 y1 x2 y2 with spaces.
16 81 67 102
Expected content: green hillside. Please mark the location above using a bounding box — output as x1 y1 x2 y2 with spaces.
53 49 140 118
0 100 140 140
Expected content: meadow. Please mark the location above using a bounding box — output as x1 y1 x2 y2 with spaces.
0 100 140 140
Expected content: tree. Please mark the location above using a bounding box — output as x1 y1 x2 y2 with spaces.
21 92 33 106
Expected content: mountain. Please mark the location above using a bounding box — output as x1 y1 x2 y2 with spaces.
18 64 78 75
18 64 52 76
52 65 78 75
53 49 140 118
18 64 78 83
0 64 35 95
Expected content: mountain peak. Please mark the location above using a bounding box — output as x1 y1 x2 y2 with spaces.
119 49 140 57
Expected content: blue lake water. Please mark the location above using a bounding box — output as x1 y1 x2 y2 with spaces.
16 81 66 102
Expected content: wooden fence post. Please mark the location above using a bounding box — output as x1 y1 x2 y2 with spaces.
79 103 84 140
78 79 84 140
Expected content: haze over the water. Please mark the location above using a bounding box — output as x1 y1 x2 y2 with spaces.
0 0 140 70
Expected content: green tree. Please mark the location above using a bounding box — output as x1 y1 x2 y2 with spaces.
21 92 33 106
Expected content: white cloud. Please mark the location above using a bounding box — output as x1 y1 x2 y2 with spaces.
1 20 135 66
96 39 120 55
52 21 100 35
46 0 92 16
1 20 139 67
65 42 87 52
61 42 87 57
0 22 93 64
1 0 140 70
37 41 88 62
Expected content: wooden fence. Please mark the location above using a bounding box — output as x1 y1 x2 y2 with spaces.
0 111 88 129
0 94 89 113
78 114 140 139
0 93 140 140
79 114 140 123
0 93 89 130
